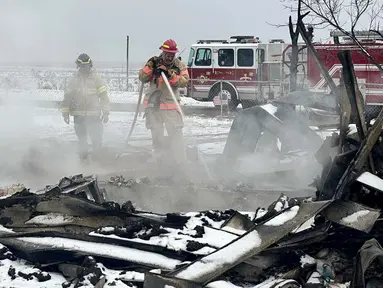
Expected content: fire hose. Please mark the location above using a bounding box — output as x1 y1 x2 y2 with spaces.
126 81 144 144
161 72 212 180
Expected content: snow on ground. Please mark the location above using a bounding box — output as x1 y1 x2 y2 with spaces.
206 280 243 288
264 206 300 226
0 105 231 148
310 125 339 140
292 216 315 233
89 212 237 255
300 254 316 268
273 195 289 212
25 213 76 225
221 226 247 235
174 228 262 281
260 103 278 115
0 258 66 288
0 248 144 288
196 141 226 155
306 272 322 284
98 263 144 283
340 210 371 224
357 171 383 191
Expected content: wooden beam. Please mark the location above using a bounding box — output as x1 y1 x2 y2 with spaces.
338 50 375 172
334 106 383 199
297 19 339 97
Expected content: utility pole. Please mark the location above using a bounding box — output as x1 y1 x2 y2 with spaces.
126 35 130 91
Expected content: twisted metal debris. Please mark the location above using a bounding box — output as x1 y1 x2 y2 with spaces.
0 170 381 287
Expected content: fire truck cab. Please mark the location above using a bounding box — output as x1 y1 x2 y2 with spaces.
185 36 289 109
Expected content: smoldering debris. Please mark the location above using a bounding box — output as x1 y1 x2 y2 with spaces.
2 53 383 287
108 175 151 188
0 172 382 288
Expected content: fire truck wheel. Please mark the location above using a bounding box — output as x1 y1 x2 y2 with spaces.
209 83 239 111
241 100 258 109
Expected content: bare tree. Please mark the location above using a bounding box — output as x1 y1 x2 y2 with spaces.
283 0 313 92
287 1 303 91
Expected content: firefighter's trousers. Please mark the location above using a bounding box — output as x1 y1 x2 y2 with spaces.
145 108 186 166
73 115 103 159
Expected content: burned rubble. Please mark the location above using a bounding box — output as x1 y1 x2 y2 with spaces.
0 161 382 288
2 56 383 288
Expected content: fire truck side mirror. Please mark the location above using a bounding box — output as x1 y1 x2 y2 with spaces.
257 49 265 64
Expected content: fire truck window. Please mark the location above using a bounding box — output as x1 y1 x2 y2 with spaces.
218 49 234 67
194 48 212 66
237 49 254 67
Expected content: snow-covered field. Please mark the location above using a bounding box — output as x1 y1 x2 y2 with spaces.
0 105 231 147
0 102 234 191
0 66 139 91
0 88 217 108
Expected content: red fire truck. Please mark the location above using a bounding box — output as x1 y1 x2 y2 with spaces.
184 33 383 112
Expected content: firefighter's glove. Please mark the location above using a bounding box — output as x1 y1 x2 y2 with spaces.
168 68 176 78
157 65 174 79
101 113 109 124
62 113 70 124
146 56 159 69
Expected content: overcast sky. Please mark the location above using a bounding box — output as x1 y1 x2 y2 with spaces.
0 0 380 67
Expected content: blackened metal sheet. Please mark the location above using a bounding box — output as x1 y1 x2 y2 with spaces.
0 230 192 260
323 200 381 233
0 204 33 228
221 211 255 235
221 107 263 163
144 272 202 288
267 222 330 251
221 103 322 164
35 195 108 216
11 225 94 235
0 189 39 209
243 252 281 269
0 236 182 270
22 214 124 229
171 200 332 284
351 238 383 288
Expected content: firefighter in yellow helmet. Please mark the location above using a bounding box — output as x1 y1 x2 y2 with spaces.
61 53 110 160
139 39 189 169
